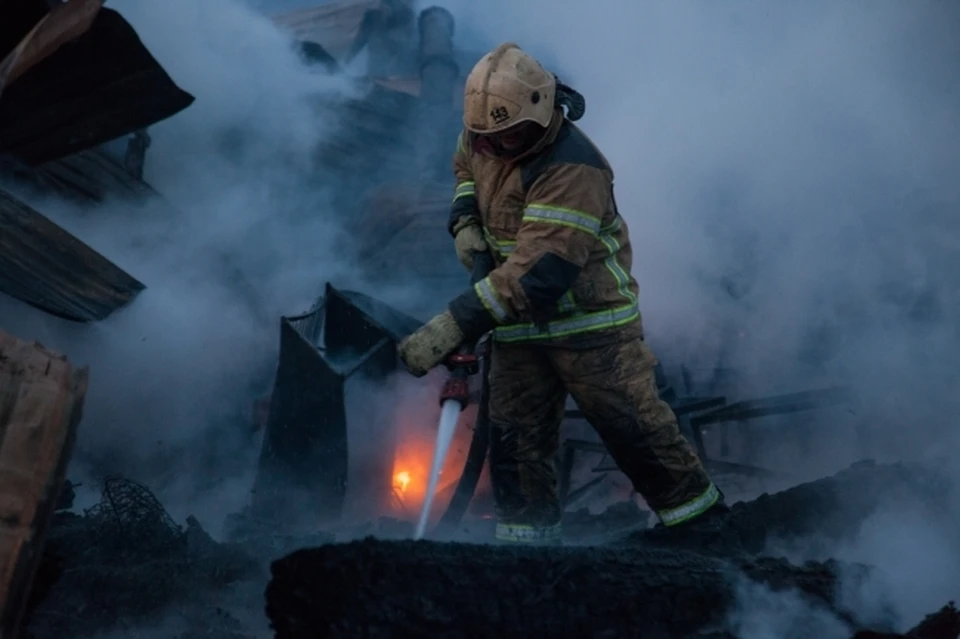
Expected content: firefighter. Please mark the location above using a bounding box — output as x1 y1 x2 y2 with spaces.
398 42 728 543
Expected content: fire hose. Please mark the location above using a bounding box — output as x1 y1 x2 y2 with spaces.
413 250 495 540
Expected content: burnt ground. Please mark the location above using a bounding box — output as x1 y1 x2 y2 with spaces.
20 460 960 639
266 459 960 639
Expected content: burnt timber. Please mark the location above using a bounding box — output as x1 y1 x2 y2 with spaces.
0 189 145 322
0 328 88 639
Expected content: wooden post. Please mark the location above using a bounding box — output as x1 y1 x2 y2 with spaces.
0 329 88 639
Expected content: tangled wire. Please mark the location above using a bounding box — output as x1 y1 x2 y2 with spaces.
27 476 258 639
83 476 184 557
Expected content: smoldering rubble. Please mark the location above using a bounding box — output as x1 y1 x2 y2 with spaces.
15 459 959 639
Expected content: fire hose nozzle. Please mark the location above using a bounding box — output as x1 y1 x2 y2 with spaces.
439 377 470 408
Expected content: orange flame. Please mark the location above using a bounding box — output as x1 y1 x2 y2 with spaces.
394 470 411 493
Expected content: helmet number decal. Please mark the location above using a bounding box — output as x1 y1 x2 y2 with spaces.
489 106 510 124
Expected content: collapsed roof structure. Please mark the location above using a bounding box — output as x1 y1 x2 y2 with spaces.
0 0 194 322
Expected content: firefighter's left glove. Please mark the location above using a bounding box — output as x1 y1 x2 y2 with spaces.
452 215 488 272
398 310 465 377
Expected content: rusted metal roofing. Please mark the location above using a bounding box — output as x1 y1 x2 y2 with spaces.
0 328 88 638
0 6 194 166
0 188 145 322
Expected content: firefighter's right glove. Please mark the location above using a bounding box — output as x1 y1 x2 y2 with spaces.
452 215 488 272
398 310 465 377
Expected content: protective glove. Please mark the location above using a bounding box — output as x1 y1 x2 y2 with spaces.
398 310 465 377
452 215 488 272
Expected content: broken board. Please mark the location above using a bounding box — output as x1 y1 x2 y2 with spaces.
0 188 145 322
0 328 89 639
0 7 194 165
0 0 103 97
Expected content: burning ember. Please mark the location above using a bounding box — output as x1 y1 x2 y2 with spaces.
387 406 475 522
394 470 411 494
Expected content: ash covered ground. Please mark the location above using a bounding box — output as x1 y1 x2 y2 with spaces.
4 0 960 637
20 460 960 638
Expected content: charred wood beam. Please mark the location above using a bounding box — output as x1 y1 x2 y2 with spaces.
0 0 49 64
0 0 103 97
688 385 854 464
0 188 145 321
0 8 194 165
691 386 853 428
0 329 88 639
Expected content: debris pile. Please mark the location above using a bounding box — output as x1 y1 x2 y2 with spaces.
264 459 960 639
25 478 260 639
854 604 960 639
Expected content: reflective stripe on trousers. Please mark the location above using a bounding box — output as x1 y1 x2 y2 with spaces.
657 482 721 526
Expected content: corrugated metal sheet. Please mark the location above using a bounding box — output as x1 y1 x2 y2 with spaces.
0 7 194 166
0 188 145 322
0 329 87 638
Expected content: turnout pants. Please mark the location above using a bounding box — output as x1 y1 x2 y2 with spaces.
489 324 719 542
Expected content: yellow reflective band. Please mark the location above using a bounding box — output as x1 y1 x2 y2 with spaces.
481 214 638 341
453 180 476 202
523 204 602 237
597 216 638 306
493 303 639 342
474 276 508 323
481 228 515 257
495 521 562 543
658 483 721 526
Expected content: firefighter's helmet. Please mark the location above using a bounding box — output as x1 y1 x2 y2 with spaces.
463 42 556 135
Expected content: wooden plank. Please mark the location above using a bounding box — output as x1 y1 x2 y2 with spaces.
0 0 103 98
0 188 145 322
0 8 195 166
0 328 89 639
